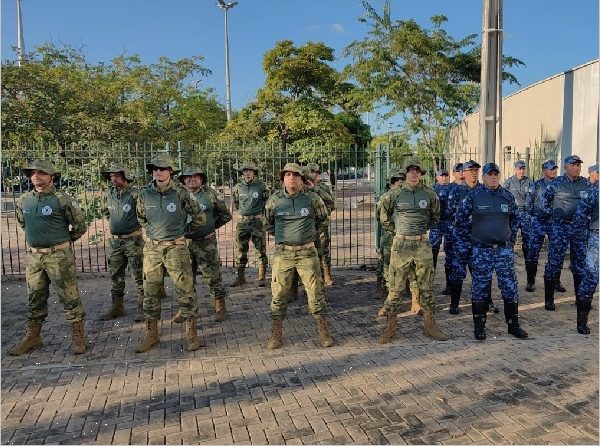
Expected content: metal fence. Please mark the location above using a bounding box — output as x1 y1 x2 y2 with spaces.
1 141 377 275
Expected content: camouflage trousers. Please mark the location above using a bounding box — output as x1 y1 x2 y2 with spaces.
25 247 85 323
270 245 327 320
188 235 227 301
316 220 332 268
384 237 435 313
579 231 599 300
143 243 198 320
544 221 587 280
471 245 518 303
377 231 418 293
235 216 268 267
108 236 144 300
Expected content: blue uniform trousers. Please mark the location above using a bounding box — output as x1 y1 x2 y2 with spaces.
579 231 599 300
471 245 518 303
544 221 587 280
526 216 551 264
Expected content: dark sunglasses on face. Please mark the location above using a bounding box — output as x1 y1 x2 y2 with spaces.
406 167 421 173
153 166 170 172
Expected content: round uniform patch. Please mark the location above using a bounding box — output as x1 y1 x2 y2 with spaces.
501 204 509 212
300 207 309 216
252 191 259 199
122 204 131 212
580 190 588 199
166 202 177 213
41 206 53 216
200 204 207 211
418 199 428 209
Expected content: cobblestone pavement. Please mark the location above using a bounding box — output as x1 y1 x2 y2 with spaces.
2 253 598 445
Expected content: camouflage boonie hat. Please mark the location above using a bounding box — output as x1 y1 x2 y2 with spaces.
238 161 259 173
279 162 304 181
178 165 207 184
23 159 60 178
402 156 427 175
146 153 180 174
307 163 321 173
300 166 312 178
102 163 134 181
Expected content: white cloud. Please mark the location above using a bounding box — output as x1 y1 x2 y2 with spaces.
331 23 346 33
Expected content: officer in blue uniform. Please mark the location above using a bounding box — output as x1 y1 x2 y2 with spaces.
430 168 451 270
587 164 599 186
440 163 464 295
503 160 533 261
542 155 589 310
573 182 598 334
524 159 558 292
455 163 528 340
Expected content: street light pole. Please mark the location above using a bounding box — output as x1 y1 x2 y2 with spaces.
216 0 238 121
16 0 25 66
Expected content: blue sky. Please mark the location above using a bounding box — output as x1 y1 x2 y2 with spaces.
2 0 598 134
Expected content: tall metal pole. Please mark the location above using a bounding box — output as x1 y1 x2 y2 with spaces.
479 0 503 164
224 8 232 121
16 0 25 66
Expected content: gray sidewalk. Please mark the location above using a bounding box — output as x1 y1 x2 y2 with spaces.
1 254 598 445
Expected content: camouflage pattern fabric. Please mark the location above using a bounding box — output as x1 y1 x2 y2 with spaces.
108 236 144 300
378 230 418 293
188 236 227 301
543 222 587 280
142 244 198 320
515 209 532 256
579 233 599 300
235 216 268 267
471 246 518 303
316 223 332 268
526 216 552 264
270 245 327 320
574 185 599 300
26 247 85 322
383 238 435 313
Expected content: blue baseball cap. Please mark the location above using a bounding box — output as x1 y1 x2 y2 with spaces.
462 160 481 170
436 169 449 176
588 164 599 173
542 159 558 170
564 155 583 164
482 163 501 175
514 160 526 169
452 162 463 172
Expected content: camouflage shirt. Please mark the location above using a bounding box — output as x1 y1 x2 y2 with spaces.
315 182 336 214
185 185 232 239
379 182 440 236
103 185 141 236
232 178 269 216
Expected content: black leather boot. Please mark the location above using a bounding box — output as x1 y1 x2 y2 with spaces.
448 281 462 315
525 262 537 292
577 299 592 335
554 272 566 292
484 282 498 314
544 278 556 311
442 266 451 295
472 301 487 340
504 301 528 338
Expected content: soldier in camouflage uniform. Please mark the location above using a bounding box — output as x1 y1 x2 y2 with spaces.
264 163 334 350
306 163 336 286
10 160 88 355
455 163 528 341
171 166 232 323
98 163 145 322
375 167 421 315
135 153 207 353
231 162 269 287
378 157 449 343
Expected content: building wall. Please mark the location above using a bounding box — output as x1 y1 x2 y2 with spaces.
449 60 599 178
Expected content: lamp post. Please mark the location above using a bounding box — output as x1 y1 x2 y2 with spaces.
216 0 238 121
16 0 25 66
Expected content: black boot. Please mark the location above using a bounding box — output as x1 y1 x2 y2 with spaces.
448 281 462 315
504 301 528 338
442 266 451 295
554 272 566 292
544 278 556 311
472 301 487 340
573 274 584 297
577 298 592 334
484 282 499 314
525 262 537 292
432 248 439 270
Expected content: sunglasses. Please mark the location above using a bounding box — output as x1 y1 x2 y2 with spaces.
406 167 421 173
153 166 170 172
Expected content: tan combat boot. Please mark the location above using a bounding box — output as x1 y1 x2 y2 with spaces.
257 264 267 287
71 320 87 354
171 309 184 324
323 265 334 287
377 306 387 318
231 267 246 287
423 311 449 341
136 319 160 353
214 298 228 322
316 316 334 347
379 312 397 344
185 318 204 351
134 298 145 323
98 296 125 320
266 320 283 350
8 320 43 356
410 290 423 315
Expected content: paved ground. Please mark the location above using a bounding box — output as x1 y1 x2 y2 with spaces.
1 253 598 445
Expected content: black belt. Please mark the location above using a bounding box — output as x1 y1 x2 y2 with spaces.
473 241 510 249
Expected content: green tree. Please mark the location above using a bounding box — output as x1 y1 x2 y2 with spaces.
344 1 524 170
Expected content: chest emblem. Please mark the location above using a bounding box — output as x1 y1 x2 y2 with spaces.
122 204 131 212
418 199 428 209
166 203 177 213
300 207 309 216
501 204 509 212
252 191 259 199
41 206 53 216
200 204 207 211
580 191 588 199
